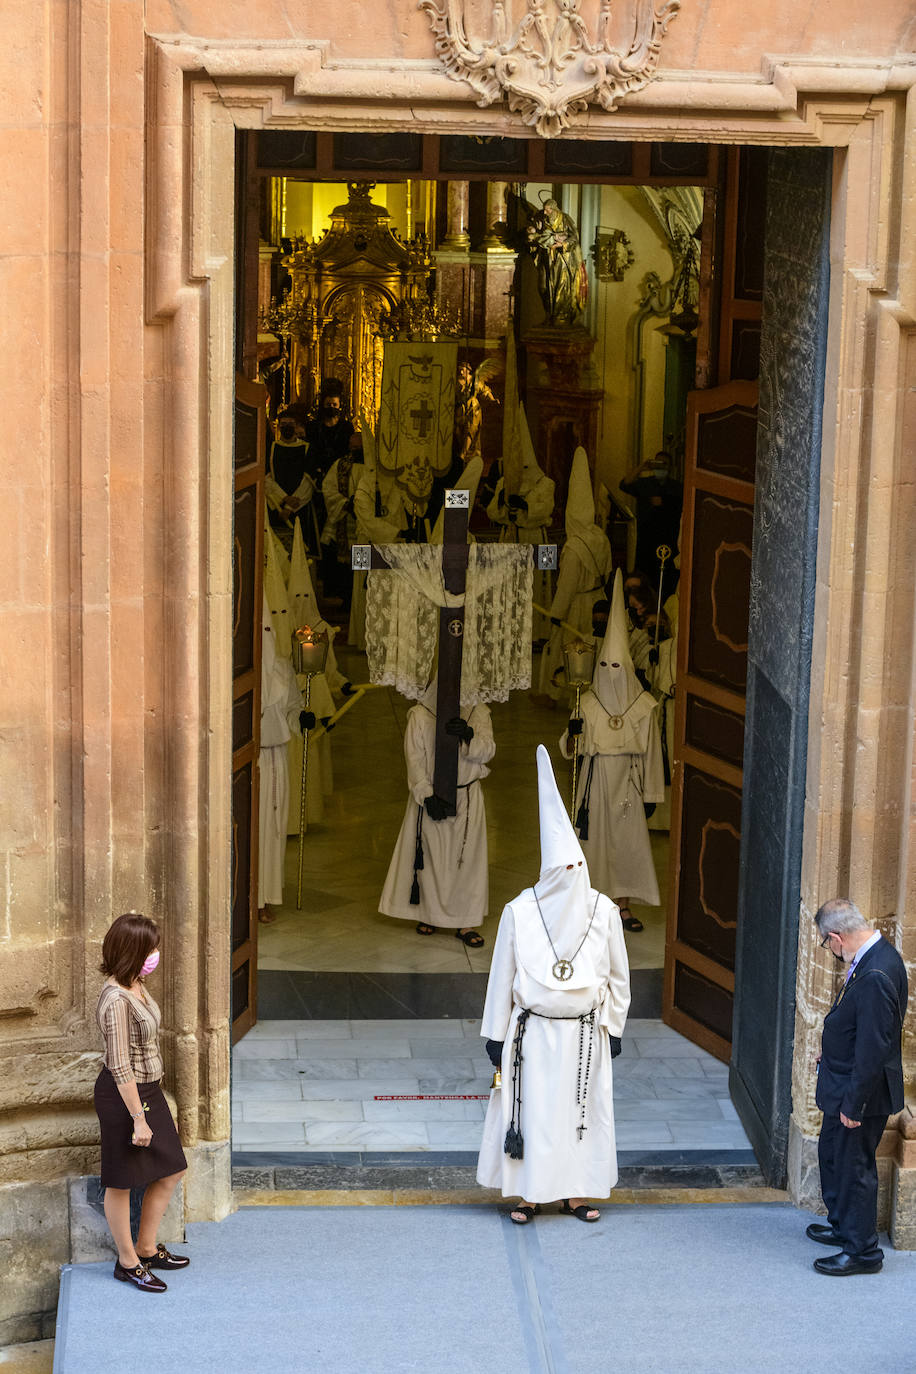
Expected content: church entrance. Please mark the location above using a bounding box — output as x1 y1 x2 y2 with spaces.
228 135 830 1187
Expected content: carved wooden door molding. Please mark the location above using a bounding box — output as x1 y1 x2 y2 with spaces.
231 373 267 1043
663 379 758 1061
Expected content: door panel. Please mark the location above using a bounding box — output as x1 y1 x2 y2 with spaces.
231 373 267 1044
664 380 757 1061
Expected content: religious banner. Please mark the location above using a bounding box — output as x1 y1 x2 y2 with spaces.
377 340 458 509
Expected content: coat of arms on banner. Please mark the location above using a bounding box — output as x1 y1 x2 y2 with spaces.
378 341 458 506
419 0 680 138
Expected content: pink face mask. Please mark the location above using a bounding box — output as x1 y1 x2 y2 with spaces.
140 950 160 978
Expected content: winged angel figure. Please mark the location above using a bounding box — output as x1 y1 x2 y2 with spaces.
419 0 681 138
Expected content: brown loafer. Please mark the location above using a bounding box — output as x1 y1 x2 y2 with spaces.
138 1244 190 1271
113 1260 167 1292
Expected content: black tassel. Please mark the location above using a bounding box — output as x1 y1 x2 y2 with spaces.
575 799 589 840
414 838 424 873
410 874 421 905
503 1126 524 1160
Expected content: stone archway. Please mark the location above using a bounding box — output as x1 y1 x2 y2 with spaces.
144 40 916 1235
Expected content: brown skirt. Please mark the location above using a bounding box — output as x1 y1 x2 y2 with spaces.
94 1067 187 1190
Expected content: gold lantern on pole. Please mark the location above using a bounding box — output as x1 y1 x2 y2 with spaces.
563 639 597 822
292 624 330 910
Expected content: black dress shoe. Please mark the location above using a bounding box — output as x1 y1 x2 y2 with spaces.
806 1223 843 1246
138 1243 190 1270
113 1260 167 1292
813 1251 883 1276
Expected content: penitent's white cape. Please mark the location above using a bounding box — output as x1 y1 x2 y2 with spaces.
476 746 630 1203
559 570 664 904
379 680 494 927
538 447 611 699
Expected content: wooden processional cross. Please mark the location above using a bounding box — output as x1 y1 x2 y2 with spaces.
354 489 556 813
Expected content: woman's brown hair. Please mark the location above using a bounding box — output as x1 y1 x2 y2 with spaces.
99 913 161 987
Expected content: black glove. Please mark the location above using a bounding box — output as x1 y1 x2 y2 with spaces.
397 528 413 542
610 1036 622 1059
648 646 659 666
445 716 474 745
567 717 583 737
507 494 528 512
424 794 451 822
485 1039 504 1068
299 710 316 732
341 680 357 698
551 616 561 627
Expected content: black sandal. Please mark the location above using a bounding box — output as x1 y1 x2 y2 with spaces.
416 923 436 935
560 1199 600 1223
619 906 644 933
455 929 485 948
509 1204 537 1225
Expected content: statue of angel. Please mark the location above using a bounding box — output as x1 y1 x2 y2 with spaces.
455 356 501 462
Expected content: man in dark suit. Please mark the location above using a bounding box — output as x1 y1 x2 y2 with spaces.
809 898 907 1275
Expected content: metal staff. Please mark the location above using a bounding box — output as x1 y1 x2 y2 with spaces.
652 544 671 657
562 640 597 822
293 627 329 911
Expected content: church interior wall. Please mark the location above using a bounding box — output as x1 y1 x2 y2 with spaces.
1 0 915 1347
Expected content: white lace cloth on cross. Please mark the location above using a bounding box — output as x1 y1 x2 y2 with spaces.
365 543 533 704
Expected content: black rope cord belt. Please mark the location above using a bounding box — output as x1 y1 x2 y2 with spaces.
410 781 478 905
504 1006 597 1160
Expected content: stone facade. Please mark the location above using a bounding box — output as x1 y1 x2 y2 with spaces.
0 0 914 1342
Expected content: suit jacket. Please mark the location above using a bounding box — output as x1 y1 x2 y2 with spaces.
816 935 908 1119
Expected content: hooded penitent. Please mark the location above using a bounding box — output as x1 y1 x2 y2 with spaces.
512 745 601 992
585 569 659 755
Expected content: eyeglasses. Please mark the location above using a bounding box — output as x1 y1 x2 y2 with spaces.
820 933 836 949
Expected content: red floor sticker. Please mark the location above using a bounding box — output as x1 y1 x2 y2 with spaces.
373 1094 489 1101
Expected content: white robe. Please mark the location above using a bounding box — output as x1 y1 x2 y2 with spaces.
258 656 303 908
538 530 612 699
379 703 494 927
476 888 630 1202
560 695 665 904
644 634 676 831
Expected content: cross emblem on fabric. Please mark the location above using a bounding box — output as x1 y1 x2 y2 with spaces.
409 398 435 439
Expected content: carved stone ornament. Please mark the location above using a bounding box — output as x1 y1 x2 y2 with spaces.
418 0 681 138
593 229 635 281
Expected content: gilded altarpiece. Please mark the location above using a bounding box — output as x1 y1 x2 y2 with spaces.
280 184 432 423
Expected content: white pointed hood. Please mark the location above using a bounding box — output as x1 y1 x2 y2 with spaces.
585 569 659 753
565 447 595 542
263 520 293 659
512 745 600 992
563 447 611 583
537 743 586 879
517 403 547 494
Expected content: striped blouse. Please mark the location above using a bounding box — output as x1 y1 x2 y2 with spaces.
96 982 164 1085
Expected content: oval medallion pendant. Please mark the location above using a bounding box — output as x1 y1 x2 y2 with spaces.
552 959 574 982
609 714 624 730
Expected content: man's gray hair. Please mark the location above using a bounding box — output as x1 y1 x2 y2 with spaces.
814 897 870 937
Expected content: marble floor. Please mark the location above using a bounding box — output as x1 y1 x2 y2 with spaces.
231 1016 752 1155
242 643 752 1165
259 644 669 975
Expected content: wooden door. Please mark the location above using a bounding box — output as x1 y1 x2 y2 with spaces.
663 380 757 1060
231 373 267 1043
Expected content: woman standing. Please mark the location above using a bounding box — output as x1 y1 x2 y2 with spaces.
94 912 189 1292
